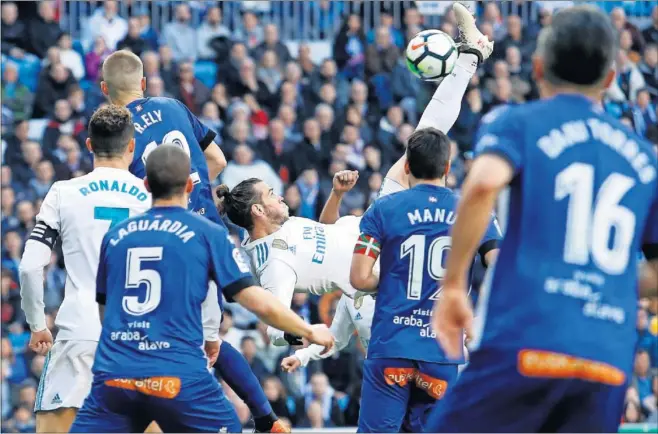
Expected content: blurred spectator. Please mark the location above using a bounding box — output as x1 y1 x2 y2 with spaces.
452 86 484 150
496 15 534 62
218 42 249 90
611 6 645 55
1 64 33 122
253 24 292 65
199 101 223 135
85 36 111 83
262 376 293 422
221 144 283 195
244 94 270 140
633 89 657 137
608 49 647 104
241 336 270 383
137 8 159 51
277 104 302 142
644 7 658 46
26 0 62 58
632 350 654 404
486 60 530 103
158 45 179 91
87 0 128 51
295 168 321 220
639 44 658 99
482 2 506 40
297 44 316 80
2 232 23 282
297 372 344 427
13 141 43 188
309 59 350 108
210 83 230 122
57 34 85 81
333 14 366 80
257 51 284 95
403 6 426 42
257 119 296 174
42 99 85 152
366 7 404 49
28 160 54 201
1 2 27 59
365 26 401 79
174 61 210 116
234 10 264 50
145 76 173 99
196 6 230 61
377 105 404 162
117 17 148 57
162 3 197 62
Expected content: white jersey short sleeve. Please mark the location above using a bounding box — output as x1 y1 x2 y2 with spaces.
22 168 151 342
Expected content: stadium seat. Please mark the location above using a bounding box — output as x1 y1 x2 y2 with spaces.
2 55 41 92
194 61 218 89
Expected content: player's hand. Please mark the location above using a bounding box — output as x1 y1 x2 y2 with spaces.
307 324 335 355
332 170 359 194
433 286 473 360
280 355 302 373
204 340 220 367
29 329 53 356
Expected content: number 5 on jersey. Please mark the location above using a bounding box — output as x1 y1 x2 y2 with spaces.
123 247 163 316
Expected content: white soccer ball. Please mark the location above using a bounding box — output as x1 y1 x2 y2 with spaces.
405 29 458 81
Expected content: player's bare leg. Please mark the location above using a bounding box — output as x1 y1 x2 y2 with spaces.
36 408 77 433
381 2 494 195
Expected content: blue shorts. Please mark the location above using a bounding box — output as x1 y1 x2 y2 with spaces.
357 358 458 433
70 374 241 433
426 348 628 433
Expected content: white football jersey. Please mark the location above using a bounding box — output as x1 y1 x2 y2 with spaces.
294 293 374 367
242 215 361 301
35 168 151 341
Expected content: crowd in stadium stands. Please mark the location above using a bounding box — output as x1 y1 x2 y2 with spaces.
1 1 657 431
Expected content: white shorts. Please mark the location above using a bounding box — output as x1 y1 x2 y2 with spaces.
35 340 97 411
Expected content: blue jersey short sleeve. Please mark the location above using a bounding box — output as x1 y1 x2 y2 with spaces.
643 195 658 260
178 101 215 151
359 202 384 243
475 105 524 174
209 230 256 302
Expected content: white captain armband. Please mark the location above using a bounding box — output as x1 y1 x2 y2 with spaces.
28 221 59 250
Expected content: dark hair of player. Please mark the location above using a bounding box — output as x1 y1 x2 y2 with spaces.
216 179 261 231
406 127 451 180
88 105 134 158
145 145 191 200
538 5 616 87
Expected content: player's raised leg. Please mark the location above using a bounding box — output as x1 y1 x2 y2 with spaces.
381 2 493 196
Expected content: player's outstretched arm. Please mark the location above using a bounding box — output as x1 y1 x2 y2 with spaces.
259 258 301 346
204 141 227 181
233 286 335 353
350 253 379 292
319 170 359 224
201 281 222 342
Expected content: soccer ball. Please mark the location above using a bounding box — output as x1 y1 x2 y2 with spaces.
406 30 458 81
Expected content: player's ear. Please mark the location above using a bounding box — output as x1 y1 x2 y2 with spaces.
144 178 151 193
100 81 109 97
141 77 146 92
404 159 410 175
85 138 93 153
444 159 452 178
127 138 135 153
252 203 264 217
185 177 193 193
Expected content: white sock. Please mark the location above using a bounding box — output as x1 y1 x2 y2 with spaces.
416 53 479 134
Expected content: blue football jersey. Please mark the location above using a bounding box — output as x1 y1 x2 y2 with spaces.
472 94 658 373
126 97 222 225
359 184 501 364
92 206 255 380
